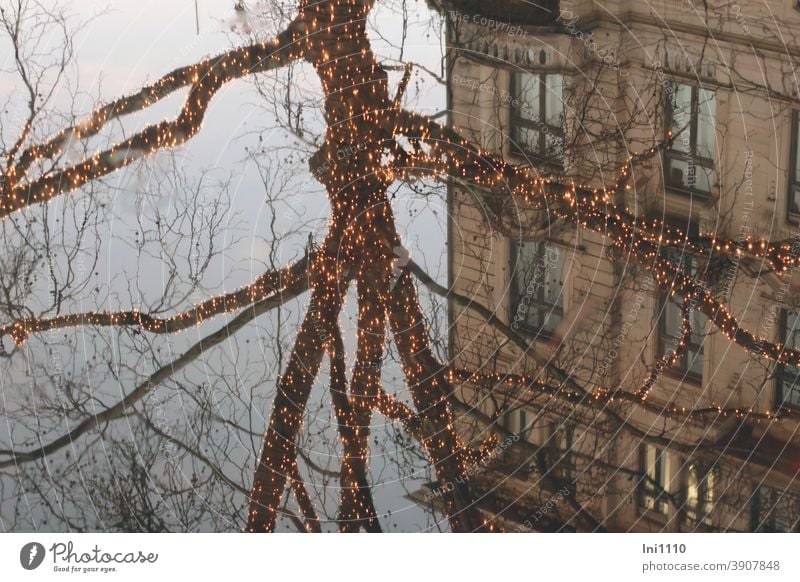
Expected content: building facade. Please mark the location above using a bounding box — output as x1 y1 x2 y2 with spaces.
442 0 800 531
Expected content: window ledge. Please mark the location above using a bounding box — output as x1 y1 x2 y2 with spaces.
665 185 713 201
774 402 800 415
507 149 565 174
512 324 557 343
680 518 715 532
662 367 703 386
637 504 669 524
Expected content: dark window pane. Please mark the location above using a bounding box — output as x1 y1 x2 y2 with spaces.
511 241 564 335
665 83 715 195
510 71 564 165
752 485 800 532
778 311 800 408
658 249 705 379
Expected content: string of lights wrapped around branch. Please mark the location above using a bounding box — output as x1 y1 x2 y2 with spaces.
0 255 311 349
450 368 799 423
391 111 800 274
328 321 383 532
635 288 697 400
0 21 311 216
385 114 800 370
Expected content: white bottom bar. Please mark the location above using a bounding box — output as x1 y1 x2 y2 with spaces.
2 533 798 581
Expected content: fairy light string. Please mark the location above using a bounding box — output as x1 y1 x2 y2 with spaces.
329 320 383 532
635 285 698 400
0 255 311 348
1 26 307 215
247 250 348 532
450 368 799 423
386 114 800 368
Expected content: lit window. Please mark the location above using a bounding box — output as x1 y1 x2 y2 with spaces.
776 310 800 409
639 444 669 514
683 461 714 525
518 408 530 440
510 240 564 337
501 406 530 440
503 405 525 434
751 485 800 532
664 82 715 195
509 71 564 166
548 421 575 481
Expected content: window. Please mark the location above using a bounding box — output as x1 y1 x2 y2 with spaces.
509 71 564 166
776 310 800 409
683 461 715 525
639 444 669 514
664 82 716 195
502 406 531 440
658 252 706 381
788 111 800 216
510 240 564 337
518 409 531 440
751 485 800 532
548 421 575 480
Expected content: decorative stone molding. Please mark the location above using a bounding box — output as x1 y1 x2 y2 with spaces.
452 20 580 71
655 46 718 83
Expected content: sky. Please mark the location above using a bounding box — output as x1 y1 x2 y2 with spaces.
0 0 457 532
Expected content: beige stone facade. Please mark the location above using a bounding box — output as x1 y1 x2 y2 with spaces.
444 0 800 531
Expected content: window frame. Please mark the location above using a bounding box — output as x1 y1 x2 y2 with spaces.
508 70 565 169
788 110 800 219
518 408 530 440
750 484 800 532
548 421 576 482
775 309 800 410
501 406 532 440
509 239 565 339
656 251 705 383
664 82 716 198
682 460 715 526
638 444 669 515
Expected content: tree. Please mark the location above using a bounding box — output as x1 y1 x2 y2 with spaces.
1 0 799 532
